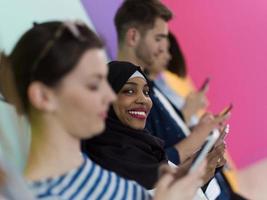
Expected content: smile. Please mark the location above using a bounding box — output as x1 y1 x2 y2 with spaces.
128 110 147 120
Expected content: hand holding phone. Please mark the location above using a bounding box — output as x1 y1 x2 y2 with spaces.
189 129 220 173
219 104 233 116
214 124 230 148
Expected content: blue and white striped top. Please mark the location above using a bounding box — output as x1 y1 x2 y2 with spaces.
28 155 151 200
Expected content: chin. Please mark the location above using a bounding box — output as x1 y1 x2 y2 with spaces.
131 123 146 130
92 123 105 135
83 123 105 139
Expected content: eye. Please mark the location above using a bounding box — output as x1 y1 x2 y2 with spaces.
121 88 135 95
143 89 150 96
155 36 163 42
87 83 100 91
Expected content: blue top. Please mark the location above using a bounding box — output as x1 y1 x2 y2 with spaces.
28 155 151 200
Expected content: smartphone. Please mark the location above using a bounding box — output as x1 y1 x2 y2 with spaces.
199 77 210 92
220 124 230 141
220 104 233 116
189 129 220 172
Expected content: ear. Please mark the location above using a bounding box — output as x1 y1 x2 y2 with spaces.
27 82 57 112
125 28 141 47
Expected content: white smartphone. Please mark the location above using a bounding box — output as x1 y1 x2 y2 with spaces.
189 129 220 172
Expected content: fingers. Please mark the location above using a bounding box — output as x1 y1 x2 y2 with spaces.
215 127 228 147
156 172 175 189
158 164 176 178
216 156 226 168
194 159 207 177
207 144 226 169
213 115 229 127
178 160 206 189
199 78 210 94
155 161 207 200
201 84 209 94
196 90 209 108
186 91 208 112
200 112 214 123
174 165 188 180
215 142 226 153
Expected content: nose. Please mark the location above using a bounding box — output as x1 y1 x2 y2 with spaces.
158 45 165 54
135 91 148 105
159 38 168 53
166 51 171 62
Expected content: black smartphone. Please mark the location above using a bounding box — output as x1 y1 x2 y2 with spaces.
220 104 233 116
199 77 210 92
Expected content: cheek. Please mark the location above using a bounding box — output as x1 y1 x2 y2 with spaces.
113 97 132 120
60 89 99 120
147 99 153 112
68 92 91 110
113 101 127 117
147 37 158 48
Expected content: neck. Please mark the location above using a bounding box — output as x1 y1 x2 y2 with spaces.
25 112 83 181
147 71 158 81
117 47 147 71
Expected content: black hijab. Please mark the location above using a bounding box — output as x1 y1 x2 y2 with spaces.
82 61 167 189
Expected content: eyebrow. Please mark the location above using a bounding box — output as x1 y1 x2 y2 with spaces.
88 73 106 80
156 34 168 38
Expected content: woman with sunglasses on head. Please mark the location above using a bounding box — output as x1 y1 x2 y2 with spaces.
8 21 205 200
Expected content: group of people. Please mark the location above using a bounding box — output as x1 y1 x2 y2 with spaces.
0 0 247 199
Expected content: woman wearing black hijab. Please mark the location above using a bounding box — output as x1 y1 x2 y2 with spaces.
82 61 167 189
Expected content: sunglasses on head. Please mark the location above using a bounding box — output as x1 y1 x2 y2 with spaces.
30 20 87 80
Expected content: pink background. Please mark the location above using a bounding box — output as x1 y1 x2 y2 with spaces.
82 0 267 169
162 0 267 168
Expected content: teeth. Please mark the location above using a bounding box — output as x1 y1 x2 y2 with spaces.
128 111 146 116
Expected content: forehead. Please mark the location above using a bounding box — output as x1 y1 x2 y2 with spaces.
145 18 169 37
69 48 108 78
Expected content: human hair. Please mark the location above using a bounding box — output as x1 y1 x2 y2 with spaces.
9 21 103 111
167 32 187 78
114 0 172 43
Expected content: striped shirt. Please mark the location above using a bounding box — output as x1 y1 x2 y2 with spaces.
28 156 151 200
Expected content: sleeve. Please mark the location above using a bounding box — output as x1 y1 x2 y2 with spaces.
165 146 180 165
145 94 185 165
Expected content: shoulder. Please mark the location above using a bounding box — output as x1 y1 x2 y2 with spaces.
29 156 150 200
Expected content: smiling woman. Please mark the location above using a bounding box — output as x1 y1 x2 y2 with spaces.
113 72 152 130
82 61 167 189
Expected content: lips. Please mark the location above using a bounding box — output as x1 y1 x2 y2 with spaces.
99 111 108 120
127 108 148 120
